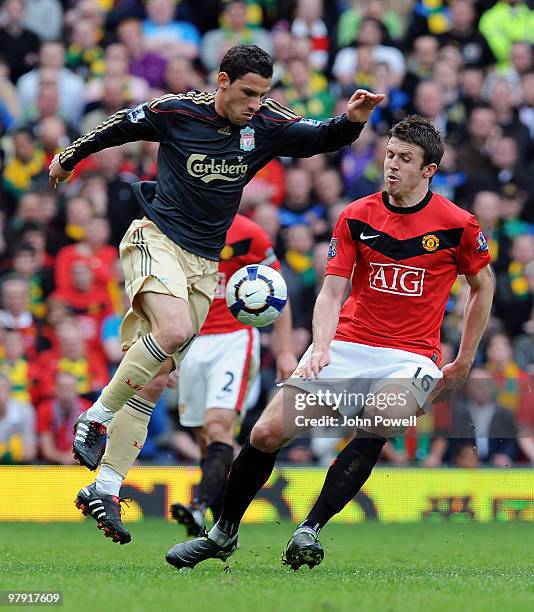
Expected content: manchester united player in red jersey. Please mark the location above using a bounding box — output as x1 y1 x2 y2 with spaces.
167 115 494 570
170 214 296 536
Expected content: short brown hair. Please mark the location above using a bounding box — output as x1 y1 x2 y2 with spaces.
388 115 444 167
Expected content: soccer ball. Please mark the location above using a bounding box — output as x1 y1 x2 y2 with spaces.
226 264 287 327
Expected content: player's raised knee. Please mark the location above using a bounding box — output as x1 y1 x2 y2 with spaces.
156 320 193 353
250 421 283 453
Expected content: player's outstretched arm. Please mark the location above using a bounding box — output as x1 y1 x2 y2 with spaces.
49 100 168 189
273 299 297 382
432 264 494 403
269 90 384 159
304 275 349 380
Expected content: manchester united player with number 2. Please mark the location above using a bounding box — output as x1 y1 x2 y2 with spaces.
167 115 494 570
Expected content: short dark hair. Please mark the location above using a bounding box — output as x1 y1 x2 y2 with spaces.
388 115 444 167
219 45 273 82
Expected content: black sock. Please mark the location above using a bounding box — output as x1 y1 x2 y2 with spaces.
196 442 234 512
217 439 278 537
301 431 386 532
209 487 225 522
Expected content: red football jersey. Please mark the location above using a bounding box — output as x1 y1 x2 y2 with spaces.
200 214 280 335
325 191 491 362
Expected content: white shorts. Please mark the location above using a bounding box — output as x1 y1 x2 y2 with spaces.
285 341 442 430
178 328 260 428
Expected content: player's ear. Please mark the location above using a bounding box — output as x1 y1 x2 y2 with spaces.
423 163 438 179
217 72 230 91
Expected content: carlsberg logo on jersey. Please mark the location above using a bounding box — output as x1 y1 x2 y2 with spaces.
186 154 248 183
369 262 425 296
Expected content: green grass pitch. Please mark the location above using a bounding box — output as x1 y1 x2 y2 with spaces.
1 520 533 611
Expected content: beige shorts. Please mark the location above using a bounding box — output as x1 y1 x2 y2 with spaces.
119 218 219 366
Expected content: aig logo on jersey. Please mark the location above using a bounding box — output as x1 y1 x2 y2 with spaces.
369 262 426 297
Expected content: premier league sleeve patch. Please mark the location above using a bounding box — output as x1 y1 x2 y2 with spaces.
476 231 488 252
127 104 146 123
328 238 338 259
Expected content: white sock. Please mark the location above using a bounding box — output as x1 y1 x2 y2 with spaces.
86 393 115 425
208 523 236 546
95 465 123 497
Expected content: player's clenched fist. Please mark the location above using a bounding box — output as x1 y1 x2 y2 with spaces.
48 153 72 189
346 89 385 124
304 350 330 380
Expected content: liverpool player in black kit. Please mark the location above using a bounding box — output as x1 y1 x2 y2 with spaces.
48 45 384 543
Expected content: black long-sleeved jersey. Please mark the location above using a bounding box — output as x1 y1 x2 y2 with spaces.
59 91 365 260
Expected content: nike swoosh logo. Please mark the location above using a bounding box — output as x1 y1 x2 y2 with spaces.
360 233 380 240
245 291 259 298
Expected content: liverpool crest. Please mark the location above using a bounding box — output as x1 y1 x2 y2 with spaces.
239 127 255 151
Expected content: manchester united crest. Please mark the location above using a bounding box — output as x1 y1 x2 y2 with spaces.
422 234 439 252
220 244 234 260
239 127 255 151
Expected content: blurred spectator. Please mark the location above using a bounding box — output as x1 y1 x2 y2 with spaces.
23 0 63 42
31 319 108 404
0 0 40 83
63 196 94 242
404 0 450 45
84 43 150 106
0 330 31 403
163 56 201 94
333 16 405 88
338 0 403 49
282 224 316 328
2 128 45 199
0 56 21 127
486 76 532 161
519 71 534 139
314 168 344 210
449 368 518 466
485 332 532 416
438 0 496 69
0 275 37 357
0 371 36 463
432 144 467 206
17 41 86 126
468 136 533 205
401 35 438 99
55 216 117 294
11 243 51 319
459 65 485 113
279 166 326 232
54 260 112 356
65 18 105 80
200 0 271 72
479 0 534 69
413 80 465 145
457 104 499 176
281 57 334 120
36 371 90 464
495 234 534 336
78 147 141 246
290 0 329 72
143 0 201 60
116 16 167 89
472 190 510 272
